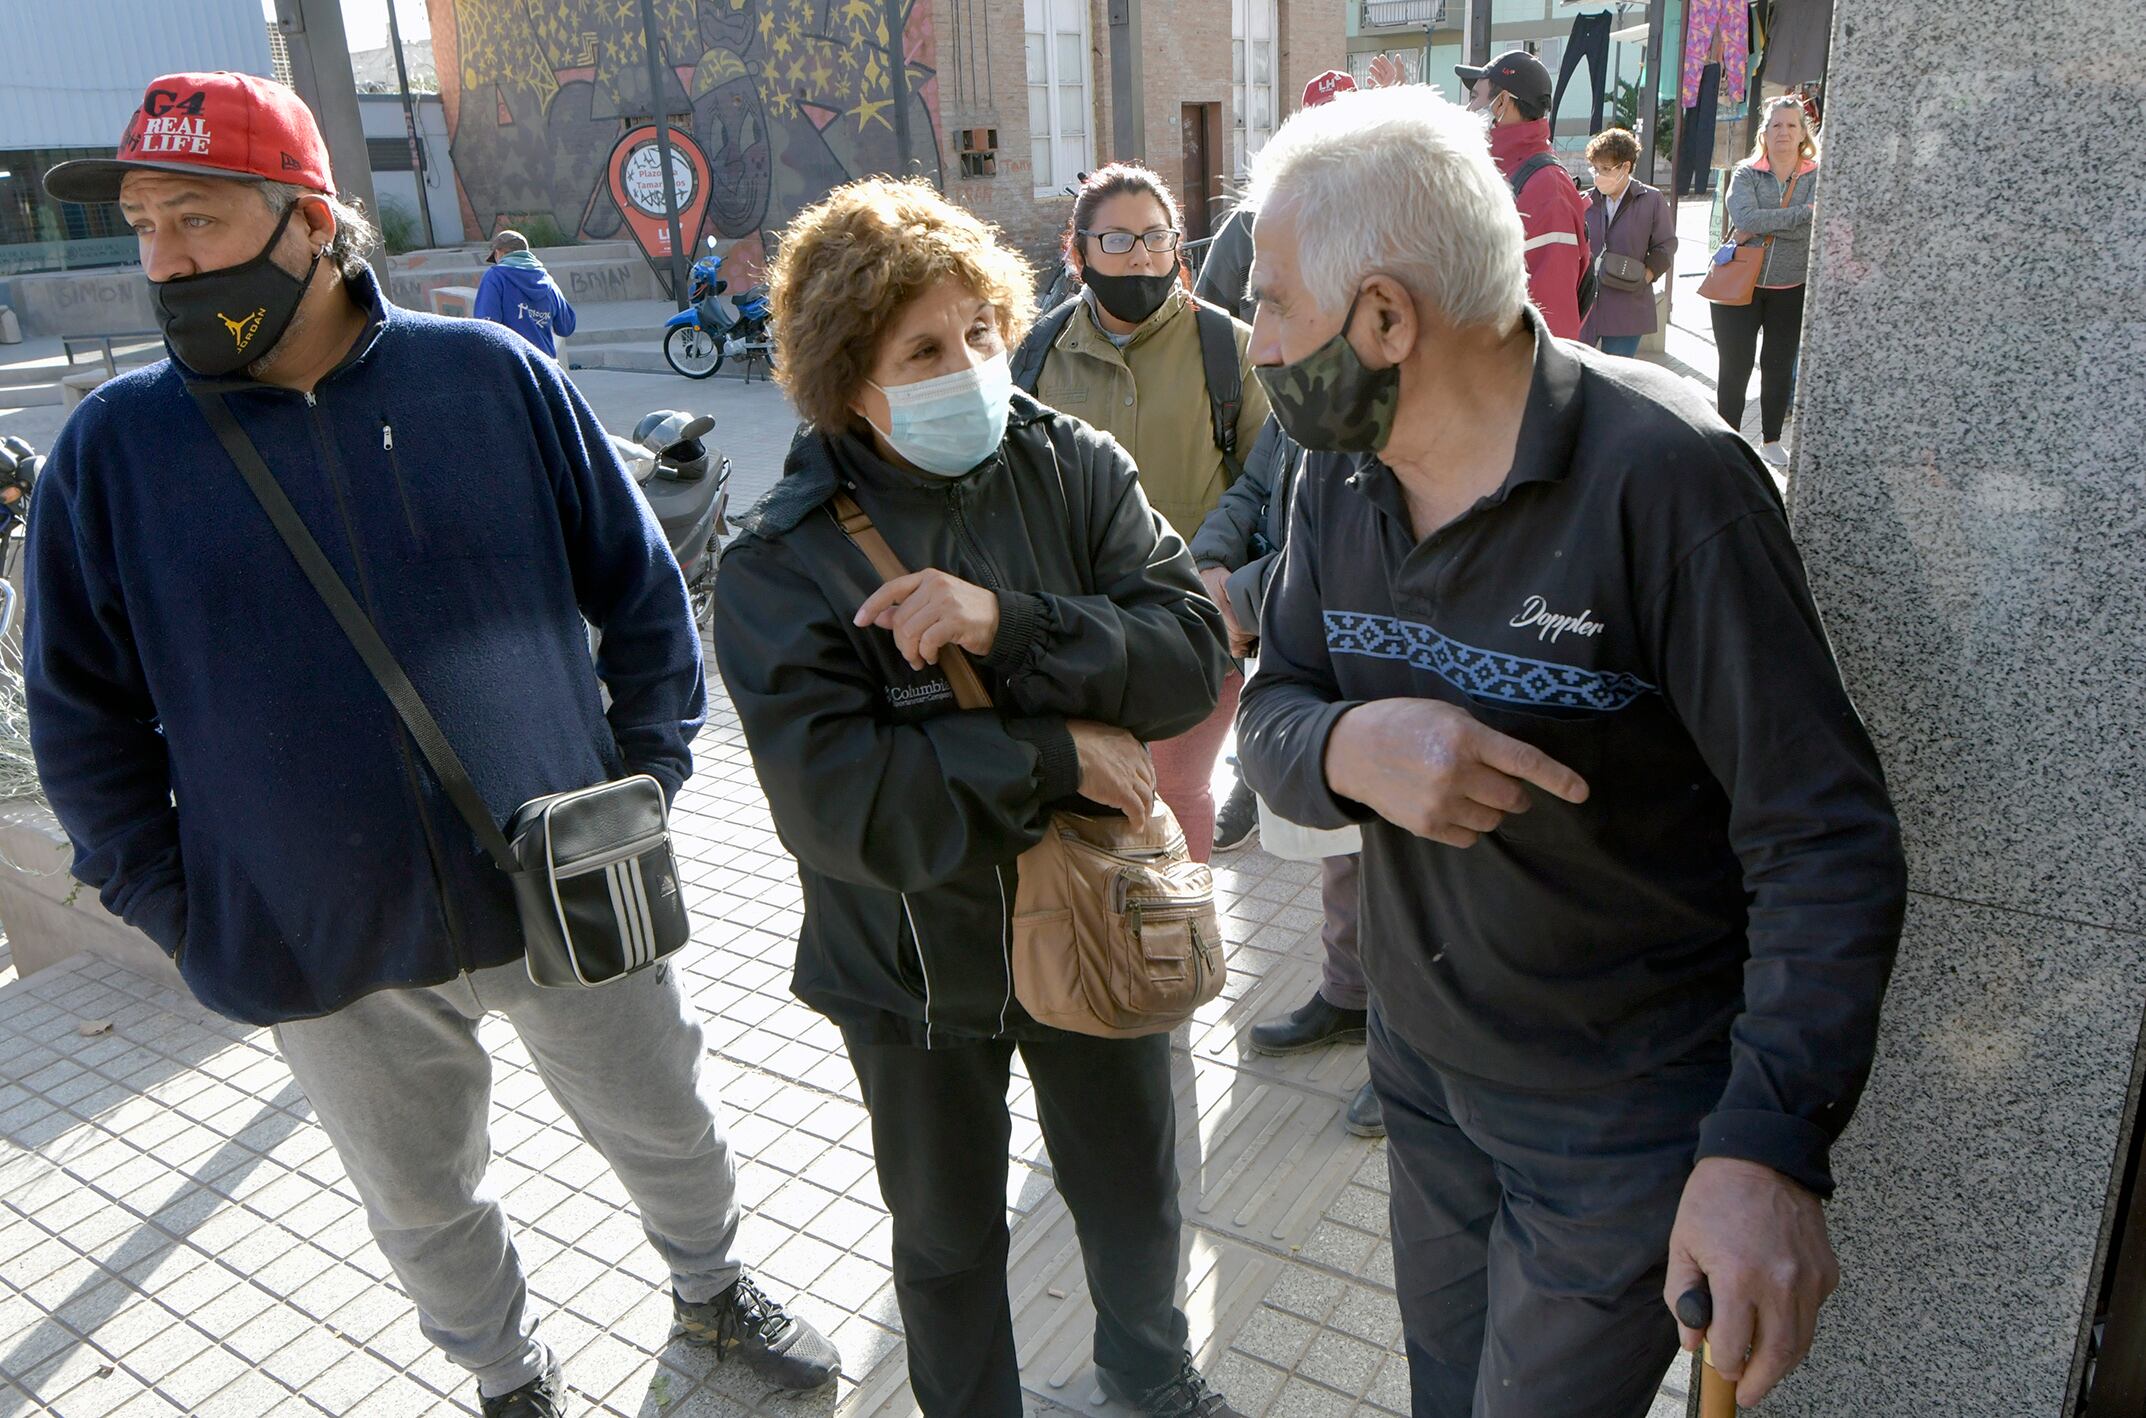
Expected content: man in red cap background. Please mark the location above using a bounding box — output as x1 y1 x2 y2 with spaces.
1455 49 1592 338
29 71 837 1418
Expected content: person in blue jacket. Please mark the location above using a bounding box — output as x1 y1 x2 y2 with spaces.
474 228 578 358
29 71 834 1418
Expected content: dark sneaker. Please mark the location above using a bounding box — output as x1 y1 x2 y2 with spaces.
1344 1079 1386 1138
674 1275 840 1391
1212 778 1259 853
1247 992 1368 1056
1099 1353 1244 1417
482 1364 569 1418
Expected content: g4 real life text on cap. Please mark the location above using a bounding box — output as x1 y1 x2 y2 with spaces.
1454 50 1555 112
42 71 335 205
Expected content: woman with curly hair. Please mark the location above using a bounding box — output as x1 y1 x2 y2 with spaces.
710 177 1238 1418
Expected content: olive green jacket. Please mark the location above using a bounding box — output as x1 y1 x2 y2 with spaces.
1030 287 1270 544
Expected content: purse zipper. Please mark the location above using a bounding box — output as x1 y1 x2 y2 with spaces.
550 827 671 878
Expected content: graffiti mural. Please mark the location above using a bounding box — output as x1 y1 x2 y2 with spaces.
427 0 943 287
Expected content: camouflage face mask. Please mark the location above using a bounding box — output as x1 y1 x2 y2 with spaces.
1253 287 1401 454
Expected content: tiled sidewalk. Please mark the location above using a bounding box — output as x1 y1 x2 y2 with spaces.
0 677 1694 1418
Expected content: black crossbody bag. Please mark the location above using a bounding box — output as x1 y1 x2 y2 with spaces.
188 387 688 987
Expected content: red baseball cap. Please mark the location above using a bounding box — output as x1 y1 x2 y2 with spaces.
44 72 336 205
1302 70 1358 109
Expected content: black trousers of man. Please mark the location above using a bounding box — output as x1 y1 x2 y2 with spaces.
1368 1007 1728 1418
842 1025 1190 1416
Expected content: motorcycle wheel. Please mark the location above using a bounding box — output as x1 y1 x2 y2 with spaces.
665 325 724 380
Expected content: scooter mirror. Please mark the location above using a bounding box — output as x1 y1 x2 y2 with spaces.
705 236 717 251
679 415 716 444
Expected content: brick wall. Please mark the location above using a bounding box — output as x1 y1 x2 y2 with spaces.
930 0 1346 284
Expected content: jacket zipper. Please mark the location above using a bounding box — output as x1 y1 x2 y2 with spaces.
306 389 471 972
380 420 424 552
949 484 1010 595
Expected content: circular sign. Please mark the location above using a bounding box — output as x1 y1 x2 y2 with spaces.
620 142 696 217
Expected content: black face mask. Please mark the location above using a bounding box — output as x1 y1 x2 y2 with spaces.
153 203 322 376
1082 267 1178 326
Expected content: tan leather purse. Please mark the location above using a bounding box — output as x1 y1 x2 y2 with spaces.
832 492 1225 1038
1698 170 1802 306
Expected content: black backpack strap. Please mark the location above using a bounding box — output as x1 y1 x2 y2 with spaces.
1010 298 1081 394
1190 298 1246 484
185 385 519 872
1508 151 1559 199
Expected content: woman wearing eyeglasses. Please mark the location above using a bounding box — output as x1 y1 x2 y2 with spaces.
1025 164 1270 861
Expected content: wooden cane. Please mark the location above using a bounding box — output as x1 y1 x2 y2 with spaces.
1675 1286 1739 1418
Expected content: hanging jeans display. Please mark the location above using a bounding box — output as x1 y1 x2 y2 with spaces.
1678 62 1721 195
1551 11 1614 136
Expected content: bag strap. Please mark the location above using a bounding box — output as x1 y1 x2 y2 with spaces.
828 490 994 713
186 387 519 871
1190 298 1246 484
1009 298 1080 394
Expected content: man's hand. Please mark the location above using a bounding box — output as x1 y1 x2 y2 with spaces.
1664 1157 1839 1408
1198 566 1257 656
1066 719 1155 821
1323 699 1587 845
854 570 1001 670
1367 53 1406 88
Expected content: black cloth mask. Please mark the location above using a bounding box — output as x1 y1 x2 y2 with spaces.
1082 267 1178 326
153 203 322 376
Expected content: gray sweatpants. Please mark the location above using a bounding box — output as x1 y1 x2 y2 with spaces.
273 959 741 1398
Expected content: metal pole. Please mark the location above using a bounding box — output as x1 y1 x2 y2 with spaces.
384 0 437 249
1636 0 1668 186
1108 0 1144 161
274 0 386 281
1464 0 1493 67
636 0 691 308
883 0 916 177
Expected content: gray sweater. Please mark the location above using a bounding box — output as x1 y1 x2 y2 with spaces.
1725 160 1819 288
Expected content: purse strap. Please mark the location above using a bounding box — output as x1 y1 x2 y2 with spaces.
829 490 994 713
187 386 519 871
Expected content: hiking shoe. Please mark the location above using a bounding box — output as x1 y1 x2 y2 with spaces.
1344 1079 1386 1138
481 1364 569 1418
1247 992 1368 1056
674 1274 839 1391
1212 778 1259 853
1099 1353 1244 1417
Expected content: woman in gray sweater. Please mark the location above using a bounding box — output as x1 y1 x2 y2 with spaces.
1713 96 1820 467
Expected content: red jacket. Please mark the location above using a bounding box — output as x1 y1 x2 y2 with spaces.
1490 119 1589 339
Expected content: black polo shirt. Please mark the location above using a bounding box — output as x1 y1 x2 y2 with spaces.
1238 315 1904 1197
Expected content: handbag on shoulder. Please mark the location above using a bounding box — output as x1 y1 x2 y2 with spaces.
1698 171 1802 306
830 492 1225 1038
189 387 688 988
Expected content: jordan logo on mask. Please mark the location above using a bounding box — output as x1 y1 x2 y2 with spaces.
219 308 265 352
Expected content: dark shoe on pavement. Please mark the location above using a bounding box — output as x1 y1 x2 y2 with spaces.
482 1364 570 1418
1212 777 1259 853
674 1274 840 1391
1344 1079 1385 1138
1099 1353 1244 1417
1247 991 1368 1056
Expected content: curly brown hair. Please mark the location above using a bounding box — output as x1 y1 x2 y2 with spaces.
1583 128 1641 168
769 177 1035 430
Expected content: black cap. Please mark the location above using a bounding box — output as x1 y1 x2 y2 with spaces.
1455 50 1553 112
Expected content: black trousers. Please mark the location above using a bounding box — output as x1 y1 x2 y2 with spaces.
1369 1007 1726 1418
1551 11 1614 136
842 1025 1189 1416
1677 62 1721 195
1711 283 1807 441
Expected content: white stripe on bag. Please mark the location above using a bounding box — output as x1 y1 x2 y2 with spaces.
603 863 639 968
626 856 657 964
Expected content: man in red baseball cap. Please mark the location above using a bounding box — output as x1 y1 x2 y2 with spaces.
31 73 838 1418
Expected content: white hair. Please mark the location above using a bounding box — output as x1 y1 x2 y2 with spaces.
1245 85 1527 330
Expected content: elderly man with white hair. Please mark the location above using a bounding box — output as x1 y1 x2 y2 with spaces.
1235 87 1906 1416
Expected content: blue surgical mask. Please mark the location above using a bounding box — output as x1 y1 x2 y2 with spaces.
868 353 1013 478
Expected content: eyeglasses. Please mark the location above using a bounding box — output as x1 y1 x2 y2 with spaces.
1080 228 1182 256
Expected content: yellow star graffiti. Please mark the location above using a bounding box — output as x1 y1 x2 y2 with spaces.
852 95 894 131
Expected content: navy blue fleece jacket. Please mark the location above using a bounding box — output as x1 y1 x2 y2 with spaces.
23 268 703 1025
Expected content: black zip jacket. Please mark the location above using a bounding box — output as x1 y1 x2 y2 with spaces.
1238 322 1904 1197
712 393 1228 1044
